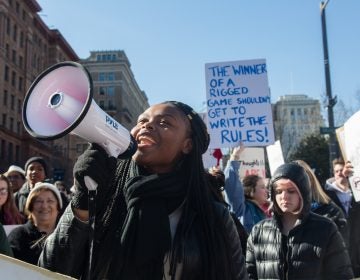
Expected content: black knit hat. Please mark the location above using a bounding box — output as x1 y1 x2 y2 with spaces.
24 156 48 177
165 101 210 154
269 162 311 216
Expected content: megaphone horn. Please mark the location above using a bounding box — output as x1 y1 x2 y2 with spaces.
22 61 137 158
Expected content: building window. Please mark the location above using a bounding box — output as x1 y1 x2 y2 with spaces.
19 55 23 67
108 72 115 81
18 76 23 91
13 24 17 41
12 49 16 64
4 65 9 81
6 17 10 35
99 73 105 81
17 99 21 113
15 1 19 13
10 95 14 110
10 117 14 131
15 145 20 162
11 71 16 87
5 44 9 58
107 87 115 97
0 139 5 159
108 100 115 109
17 121 21 133
3 90 8 105
2 114 7 127
8 142 13 162
20 31 24 48
99 100 105 109
99 87 105 95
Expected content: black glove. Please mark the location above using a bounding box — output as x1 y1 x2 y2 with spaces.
71 143 117 210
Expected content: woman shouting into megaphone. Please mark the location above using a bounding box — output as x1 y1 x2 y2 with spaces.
38 101 248 280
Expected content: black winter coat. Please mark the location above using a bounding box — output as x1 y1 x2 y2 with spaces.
39 201 247 280
246 163 353 280
246 214 353 280
324 185 360 277
8 221 45 265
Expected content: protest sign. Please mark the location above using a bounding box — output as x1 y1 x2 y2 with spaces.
266 140 285 176
336 126 347 161
238 147 266 179
205 59 274 148
344 110 360 201
3 225 21 236
0 254 75 279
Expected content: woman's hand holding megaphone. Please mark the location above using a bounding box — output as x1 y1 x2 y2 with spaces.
71 143 117 219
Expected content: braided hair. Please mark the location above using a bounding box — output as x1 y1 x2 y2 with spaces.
164 101 235 280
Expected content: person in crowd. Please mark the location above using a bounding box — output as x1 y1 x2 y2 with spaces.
0 222 13 257
224 144 246 219
0 174 25 225
14 157 48 214
39 101 248 280
208 166 248 255
4 165 25 193
295 160 349 246
223 143 270 232
324 158 360 277
241 174 269 233
53 181 70 211
8 182 62 265
246 162 353 279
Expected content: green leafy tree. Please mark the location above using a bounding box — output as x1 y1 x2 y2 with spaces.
288 134 330 186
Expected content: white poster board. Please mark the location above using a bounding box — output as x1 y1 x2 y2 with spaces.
0 254 76 279
205 59 275 148
199 112 222 169
344 110 360 202
3 225 21 236
238 147 266 179
266 140 285 176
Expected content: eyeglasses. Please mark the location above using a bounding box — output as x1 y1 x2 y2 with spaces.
0 188 8 195
33 199 57 206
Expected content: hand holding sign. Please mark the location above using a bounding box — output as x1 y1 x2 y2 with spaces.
230 142 245 161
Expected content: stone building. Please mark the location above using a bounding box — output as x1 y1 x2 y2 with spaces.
69 50 149 161
0 0 79 180
0 1 149 186
273 94 324 160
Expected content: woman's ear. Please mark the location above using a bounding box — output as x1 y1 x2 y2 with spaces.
182 138 193 154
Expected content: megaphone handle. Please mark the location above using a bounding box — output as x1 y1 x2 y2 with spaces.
84 176 98 280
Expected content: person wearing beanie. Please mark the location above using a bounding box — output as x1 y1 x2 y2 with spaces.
4 165 26 193
8 182 62 265
14 156 48 215
246 162 353 279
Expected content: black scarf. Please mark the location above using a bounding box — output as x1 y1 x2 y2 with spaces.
103 160 187 279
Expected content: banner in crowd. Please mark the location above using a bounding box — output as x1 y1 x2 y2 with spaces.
0 254 75 279
205 59 275 148
266 140 285 176
238 147 266 179
344 110 360 202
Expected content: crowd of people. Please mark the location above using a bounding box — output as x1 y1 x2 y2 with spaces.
0 100 359 279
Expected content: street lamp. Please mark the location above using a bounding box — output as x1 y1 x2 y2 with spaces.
320 0 338 175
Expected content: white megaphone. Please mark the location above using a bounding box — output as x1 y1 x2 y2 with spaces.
22 61 137 158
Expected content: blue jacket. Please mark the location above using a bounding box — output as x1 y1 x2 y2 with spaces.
224 160 245 219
